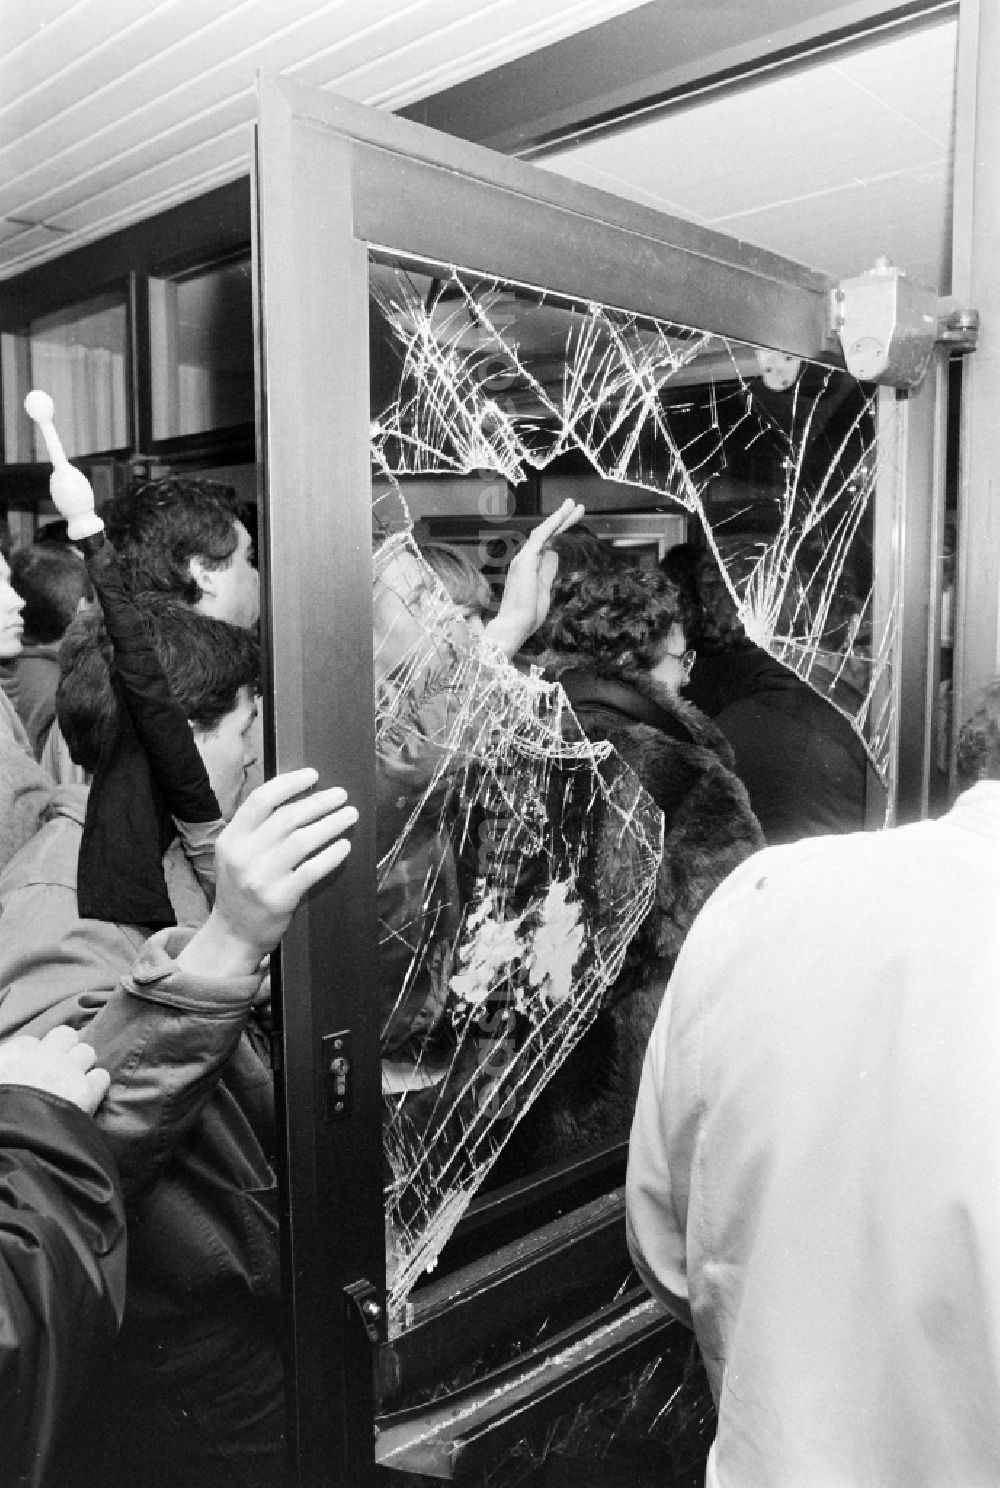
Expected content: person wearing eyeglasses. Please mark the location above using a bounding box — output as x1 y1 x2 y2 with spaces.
483 549 762 1483
496 554 763 1178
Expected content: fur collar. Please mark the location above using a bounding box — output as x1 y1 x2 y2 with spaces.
533 649 735 766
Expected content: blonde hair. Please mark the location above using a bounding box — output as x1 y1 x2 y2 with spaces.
418 543 491 616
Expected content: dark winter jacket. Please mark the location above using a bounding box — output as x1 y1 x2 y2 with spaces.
684 640 874 843
559 668 764 973
490 662 764 1177
0 1085 126 1488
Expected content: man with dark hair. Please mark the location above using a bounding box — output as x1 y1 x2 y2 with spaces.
0 596 356 1488
10 544 91 644
7 544 93 757
56 597 258 784
36 476 260 788
627 692 1000 1487
102 476 260 626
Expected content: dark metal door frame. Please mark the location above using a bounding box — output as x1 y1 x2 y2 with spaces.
252 72 930 1483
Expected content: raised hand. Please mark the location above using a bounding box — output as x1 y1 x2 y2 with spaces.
177 768 358 979
484 498 585 656
0 1025 111 1116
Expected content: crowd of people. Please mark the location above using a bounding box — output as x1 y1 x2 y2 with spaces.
0 478 997 1487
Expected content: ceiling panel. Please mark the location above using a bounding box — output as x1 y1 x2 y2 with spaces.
0 1 963 296
832 21 955 136
1 0 87 53
0 0 652 281
719 163 952 289
19 128 256 233
541 69 944 222
539 16 957 291
2 0 315 149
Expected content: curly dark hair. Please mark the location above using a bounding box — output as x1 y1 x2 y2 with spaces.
536 565 691 676
956 680 1000 789
57 593 260 773
101 478 245 605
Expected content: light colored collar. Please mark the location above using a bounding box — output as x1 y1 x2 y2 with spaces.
946 781 1000 837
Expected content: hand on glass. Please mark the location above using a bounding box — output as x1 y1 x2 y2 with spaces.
178 769 358 980
484 498 585 656
0 1025 111 1116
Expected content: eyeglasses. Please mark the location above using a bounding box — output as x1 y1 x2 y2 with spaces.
665 648 696 676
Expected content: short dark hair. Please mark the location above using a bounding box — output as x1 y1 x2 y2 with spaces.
102 477 245 605
956 680 1000 789
36 518 74 546
535 565 691 676
10 545 94 643
549 526 618 579
57 594 260 772
661 542 704 613
688 550 745 649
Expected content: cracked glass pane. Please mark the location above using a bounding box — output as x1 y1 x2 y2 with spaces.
373 519 663 1324
472 1343 715 1488
370 252 891 1332
370 256 890 778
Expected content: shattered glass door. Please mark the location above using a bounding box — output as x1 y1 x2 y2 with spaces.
255 77 913 1484
368 252 890 1325
371 258 889 768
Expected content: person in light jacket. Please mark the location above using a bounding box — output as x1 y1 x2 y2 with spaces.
627 681 1000 1487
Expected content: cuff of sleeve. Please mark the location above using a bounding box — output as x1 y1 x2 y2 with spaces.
125 927 262 1014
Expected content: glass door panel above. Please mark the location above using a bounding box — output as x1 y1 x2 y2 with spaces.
370 253 884 776
149 255 254 440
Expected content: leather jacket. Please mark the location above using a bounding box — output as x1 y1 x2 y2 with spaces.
0 1086 125 1488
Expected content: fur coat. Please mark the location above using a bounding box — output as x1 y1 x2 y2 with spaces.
491 659 764 1179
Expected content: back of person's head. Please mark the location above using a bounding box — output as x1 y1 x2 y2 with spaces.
548 525 617 582
661 542 703 611
418 542 492 616
689 550 752 651
102 477 243 604
955 680 1000 789
9 545 94 643
535 564 691 677
515 525 621 655
35 518 75 547
57 594 260 773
